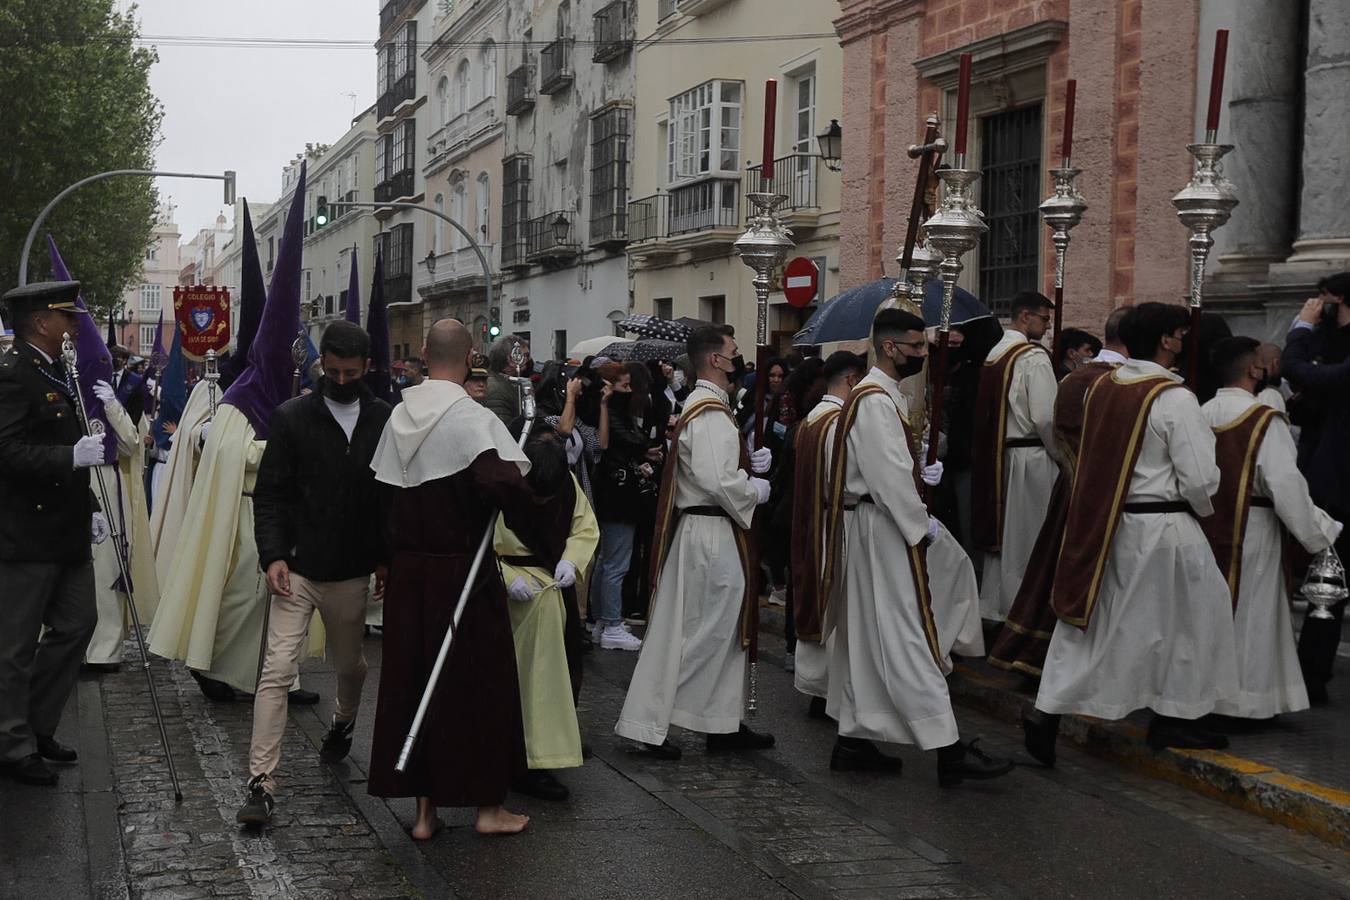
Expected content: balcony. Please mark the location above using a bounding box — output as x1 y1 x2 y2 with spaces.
379 0 412 35
377 70 415 121
669 178 740 237
658 0 679 21
678 0 735 14
744 153 820 227
539 39 574 95
421 244 497 300
592 1 631 63
383 272 413 306
506 65 535 116
591 199 628 246
374 169 414 205
626 193 666 244
526 211 580 263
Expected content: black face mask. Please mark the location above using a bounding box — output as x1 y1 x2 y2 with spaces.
607 391 631 411
1254 368 1272 395
324 378 361 404
724 354 747 385
895 353 926 379
1266 372 1282 390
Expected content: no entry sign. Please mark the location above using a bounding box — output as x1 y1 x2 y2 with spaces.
783 257 820 308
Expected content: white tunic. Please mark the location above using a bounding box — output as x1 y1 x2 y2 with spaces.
979 329 1061 622
1202 388 1338 718
149 379 213 589
793 395 844 701
1036 359 1240 720
827 369 959 750
615 383 760 744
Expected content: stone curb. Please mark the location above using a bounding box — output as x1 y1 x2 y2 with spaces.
757 602 1350 850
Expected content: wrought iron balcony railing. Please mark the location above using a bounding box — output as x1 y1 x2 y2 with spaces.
377 70 416 121
539 39 574 95
374 169 414 204
743 154 819 216
592 1 631 63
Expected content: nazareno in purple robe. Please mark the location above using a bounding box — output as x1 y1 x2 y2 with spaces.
368 449 561 807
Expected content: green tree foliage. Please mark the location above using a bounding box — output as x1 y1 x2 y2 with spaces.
0 0 162 325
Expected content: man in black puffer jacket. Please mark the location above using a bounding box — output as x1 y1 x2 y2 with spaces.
238 320 392 825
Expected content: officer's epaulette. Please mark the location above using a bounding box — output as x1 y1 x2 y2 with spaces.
0 348 17 370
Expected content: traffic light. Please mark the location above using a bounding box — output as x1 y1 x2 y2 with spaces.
315 195 330 227
488 306 502 338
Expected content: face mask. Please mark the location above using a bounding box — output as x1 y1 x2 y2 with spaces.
895 352 925 379
324 378 361 404
724 354 747 384
607 390 631 410
671 370 686 391
1254 368 1271 395
1267 373 1282 390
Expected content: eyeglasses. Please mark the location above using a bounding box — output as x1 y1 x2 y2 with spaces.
889 338 927 351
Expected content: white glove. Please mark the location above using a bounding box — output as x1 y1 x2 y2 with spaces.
750 447 772 474
554 559 577 589
90 512 109 544
564 431 583 467
507 575 535 603
92 380 115 404
751 476 771 505
920 460 944 487
73 435 105 469
199 421 211 445
1332 521 1344 543
926 516 940 542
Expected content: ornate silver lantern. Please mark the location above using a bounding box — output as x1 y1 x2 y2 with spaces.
735 191 795 348
1171 142 1239 312
923 167 988 340
1302 546 1348 621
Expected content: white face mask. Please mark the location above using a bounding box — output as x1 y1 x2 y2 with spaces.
670 370 686 391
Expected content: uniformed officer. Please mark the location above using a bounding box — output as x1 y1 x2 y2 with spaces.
0 281 110 786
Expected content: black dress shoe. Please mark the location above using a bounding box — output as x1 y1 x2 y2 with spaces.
808 696 828 720
35 735 77 763
319 717 355 764
191 670 237 702
830 737 902 773
581 742 594 760
1305 679 1329 706
288 689 320 706
512 770 570 801
1021 712 1059 768
0 754 58 786
81 662 121 674
706 723 775 753
937 738 1015 787
1146 715 1229 751
632 739 682 761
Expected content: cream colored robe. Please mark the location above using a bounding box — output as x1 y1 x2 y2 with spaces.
496 475 599 769
1203 388 1338 718
615 383 760 745
793 396 844 701
1036 360 1240 720
149 379 213 589
979 329 1062 622
827 368 959 751
86 402 160 664
148 403 323 693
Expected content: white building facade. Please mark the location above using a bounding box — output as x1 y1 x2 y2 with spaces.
117 202 181 355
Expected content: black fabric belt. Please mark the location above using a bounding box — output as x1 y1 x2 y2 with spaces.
844 494 875 511
241 491 254 498
1005 437 1043 449
680 505 730 519
1122 501 1191 514
1250 496 1274 508
500 554 545 568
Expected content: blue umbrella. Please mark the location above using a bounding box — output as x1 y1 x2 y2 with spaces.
793 277 990 346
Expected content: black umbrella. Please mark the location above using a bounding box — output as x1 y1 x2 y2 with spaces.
618 314 693 342
598 339 685 363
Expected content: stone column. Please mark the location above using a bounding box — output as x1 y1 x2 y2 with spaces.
1215 0 1300 274
1285 0 1350 268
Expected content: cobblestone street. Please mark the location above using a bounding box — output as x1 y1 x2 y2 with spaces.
4 628 1350 900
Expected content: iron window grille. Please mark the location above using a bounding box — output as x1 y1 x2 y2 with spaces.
501 155 533 267
979 103 1043 317
591 106 631 244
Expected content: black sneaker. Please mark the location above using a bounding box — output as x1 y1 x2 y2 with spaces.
512 770 570 801
288 689 321 706
631 739 682 761
35 734 78 763
937 738 1015 787
319 717 355 764
706 723 775 753
191 670 237 702
0 753 58 786
236 774 274 825
1021 712 1059 768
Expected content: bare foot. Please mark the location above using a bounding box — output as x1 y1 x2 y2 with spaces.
474 805 529 835
411 816 444 841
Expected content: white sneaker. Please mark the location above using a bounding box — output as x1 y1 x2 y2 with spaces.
600 625 643 651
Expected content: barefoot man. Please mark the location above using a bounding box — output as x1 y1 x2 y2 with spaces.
367 318 560 838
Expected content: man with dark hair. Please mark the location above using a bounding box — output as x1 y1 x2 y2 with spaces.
616 323 774 759
0 282 107 786
972 290 1061 624
1054 328 1103 378
1283 286 1350 702
789 351 865 724
483 336 531 426
823 309 1014 785
237 320 392 825
1199 336 1339 723
1025 302 1238 762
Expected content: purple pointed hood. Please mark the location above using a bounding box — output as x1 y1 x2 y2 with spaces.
219 202 266 389
47 234 116 459
345 249 361 324
221 163 307 439
363 250 393 403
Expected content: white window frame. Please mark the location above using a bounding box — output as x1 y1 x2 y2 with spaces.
139 325 157 352
666 79 742 186
139 283 161 312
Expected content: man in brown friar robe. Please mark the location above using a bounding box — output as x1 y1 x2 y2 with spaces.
972 291 1062 623
789 351 866 719
367 318 560 839
988 307 1129 676
1200 337 1341 722
1023 303 1239 765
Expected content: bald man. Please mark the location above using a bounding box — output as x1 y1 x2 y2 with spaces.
367 319 561 839
1255 343 1287 413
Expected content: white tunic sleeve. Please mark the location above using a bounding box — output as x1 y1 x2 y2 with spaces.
1257 416 1338 553
851 393 929 547
1022 351 1062 464
1158 388 1220 517
680 408 759 530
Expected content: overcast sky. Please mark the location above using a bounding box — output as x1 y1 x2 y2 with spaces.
117 0 376 241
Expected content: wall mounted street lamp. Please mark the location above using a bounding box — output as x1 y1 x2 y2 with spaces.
817 119 843 172
424 250 437 277
551 212 570 244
